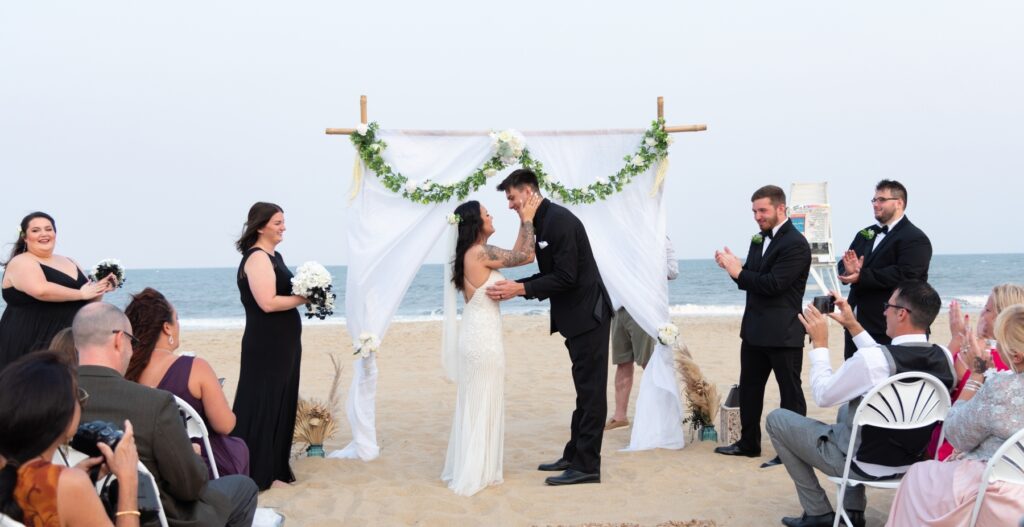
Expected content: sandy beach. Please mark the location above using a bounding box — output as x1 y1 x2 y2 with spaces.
184 315 952 526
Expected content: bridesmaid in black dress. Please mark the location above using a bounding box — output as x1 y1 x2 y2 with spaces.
0 212 114 370
231 202 307 490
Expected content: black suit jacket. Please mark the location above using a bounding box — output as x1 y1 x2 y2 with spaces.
518 199 611 338
78 365 230 527
838 216 932 336
735 219 812 348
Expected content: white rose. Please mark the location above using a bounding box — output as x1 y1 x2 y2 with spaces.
498 130 513 143
645 137 656 147
356 123 369 135
666 135 675 145
419 180 432 190
595 176 607 185
631 155 645 167
405 180 418 193
369 143 381 152
484 168 497 178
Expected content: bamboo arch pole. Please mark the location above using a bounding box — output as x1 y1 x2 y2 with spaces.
326 96 707 135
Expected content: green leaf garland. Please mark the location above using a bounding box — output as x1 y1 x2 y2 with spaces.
350 119 671 206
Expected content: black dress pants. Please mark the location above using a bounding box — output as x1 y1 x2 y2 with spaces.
738 342 806 452
560 313 612 474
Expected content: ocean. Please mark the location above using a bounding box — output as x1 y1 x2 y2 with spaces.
2 254 1021 330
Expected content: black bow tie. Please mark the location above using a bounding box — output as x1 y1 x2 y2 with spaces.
871 225 890 235
761 230 774 240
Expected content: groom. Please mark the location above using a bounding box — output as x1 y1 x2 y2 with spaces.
487 168 613 486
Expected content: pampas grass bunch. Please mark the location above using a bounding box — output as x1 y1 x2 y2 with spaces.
674 342 720 429
294 353 344 446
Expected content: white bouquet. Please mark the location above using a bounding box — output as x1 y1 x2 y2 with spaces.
355 332 380 358
489 129 526 166
90 258 126 288
657 323 679 346
290 261 336 320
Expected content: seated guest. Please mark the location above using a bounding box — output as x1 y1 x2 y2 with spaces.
48 327 78 370
931 283 1024 459
72 303 258 527
887 304 1024 526
766 280 955 527
0 351 141 526
125 288 249 478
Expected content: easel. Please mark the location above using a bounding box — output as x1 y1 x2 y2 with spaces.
325 95 707 135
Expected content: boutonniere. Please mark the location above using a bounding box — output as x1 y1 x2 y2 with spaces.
859 228 876 240
751 234 764 245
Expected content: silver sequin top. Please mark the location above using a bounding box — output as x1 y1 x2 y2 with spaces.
945 371 1024 461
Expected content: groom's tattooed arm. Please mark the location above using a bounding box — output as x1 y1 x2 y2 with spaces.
479 221 536 267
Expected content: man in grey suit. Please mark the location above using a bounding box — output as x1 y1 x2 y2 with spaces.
73 303 257 527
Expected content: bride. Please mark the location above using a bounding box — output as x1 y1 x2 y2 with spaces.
441 194 541 496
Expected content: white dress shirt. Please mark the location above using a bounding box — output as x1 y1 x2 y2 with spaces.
761 220 785 256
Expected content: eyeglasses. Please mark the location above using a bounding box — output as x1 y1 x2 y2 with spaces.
870 197 900 204
883 302 913 314
112 329 140 347
77 387 89 408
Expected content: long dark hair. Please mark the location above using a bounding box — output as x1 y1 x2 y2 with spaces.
0 351 77 521
451 201 484 292
2 212 56 267
235 202 283 253
124 287 176 382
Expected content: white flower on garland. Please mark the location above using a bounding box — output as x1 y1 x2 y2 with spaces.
356 332 380 358
595 176 607 185
369 143 381 152
419 179 433 191
404 180 418 193
490 129 526 167
355 123 369 135
291 261 336 320
645 137 657 147
484 168 498 178
657 323 679 346
631 154 645 167
90 258 126 288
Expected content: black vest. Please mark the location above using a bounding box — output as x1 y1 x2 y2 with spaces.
845 342 954 471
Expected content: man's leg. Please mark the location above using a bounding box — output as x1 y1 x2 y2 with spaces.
769 347 807 417
766 409 866 516
207 475 259 527
563 317 611 474
611 362 632 423
737 342 772 452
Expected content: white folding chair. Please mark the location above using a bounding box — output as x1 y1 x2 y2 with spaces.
827 372 952 527
173 395 220 479
0 513 25 527
968 426 1024 527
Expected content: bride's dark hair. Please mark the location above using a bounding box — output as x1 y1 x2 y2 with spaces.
451 201 484 292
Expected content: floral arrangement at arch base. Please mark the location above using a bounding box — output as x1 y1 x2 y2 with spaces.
674 342 720 440
293 353 344 457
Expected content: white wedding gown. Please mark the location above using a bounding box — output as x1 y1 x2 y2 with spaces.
441 270 505 496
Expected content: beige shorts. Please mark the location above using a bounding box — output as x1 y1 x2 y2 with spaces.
611 307 656 367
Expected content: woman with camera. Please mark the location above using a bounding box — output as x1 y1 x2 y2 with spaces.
0 351 140 526
0 212 116 371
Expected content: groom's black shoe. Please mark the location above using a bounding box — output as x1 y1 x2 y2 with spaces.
780 511 835 527
537 459 571 471
544 469 600 486
713 442 760 457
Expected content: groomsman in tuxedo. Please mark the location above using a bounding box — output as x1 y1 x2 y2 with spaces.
486 168 613 486
838 180 932 359
713 185 811 466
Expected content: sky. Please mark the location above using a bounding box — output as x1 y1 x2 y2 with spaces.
2 1 1022 269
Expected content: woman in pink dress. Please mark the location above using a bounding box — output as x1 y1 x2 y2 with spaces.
887 304 1024 526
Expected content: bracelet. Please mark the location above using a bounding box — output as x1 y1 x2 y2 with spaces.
115 511 141 517
962 385 978 393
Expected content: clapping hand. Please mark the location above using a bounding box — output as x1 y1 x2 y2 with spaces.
963 317 993 374
838 250 863 284
714 247 742 278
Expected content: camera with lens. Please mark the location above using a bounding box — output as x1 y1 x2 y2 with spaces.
812 295 836 314
71 420 123 459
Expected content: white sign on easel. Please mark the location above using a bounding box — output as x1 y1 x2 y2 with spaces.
789 182 840 295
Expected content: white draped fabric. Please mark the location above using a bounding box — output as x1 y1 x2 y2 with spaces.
331 129 683 461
